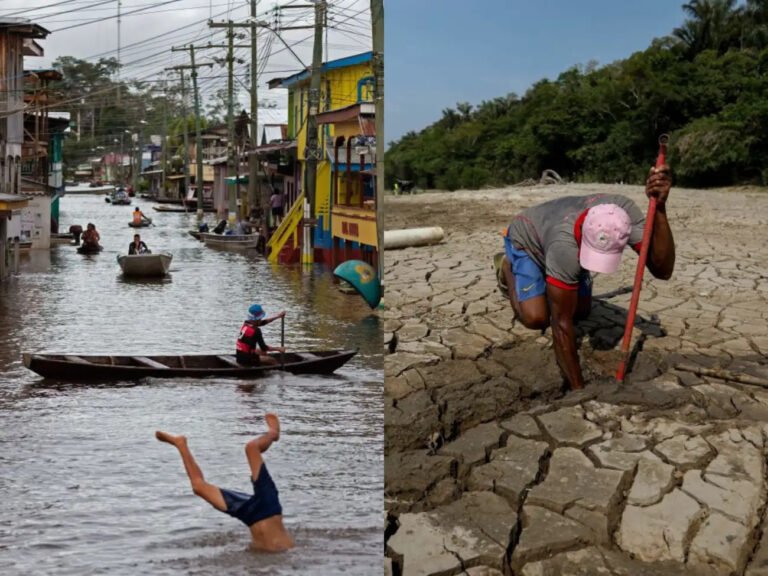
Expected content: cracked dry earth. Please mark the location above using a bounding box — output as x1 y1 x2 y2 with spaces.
382 183 768 576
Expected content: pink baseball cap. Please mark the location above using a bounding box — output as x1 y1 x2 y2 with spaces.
579 203 632 274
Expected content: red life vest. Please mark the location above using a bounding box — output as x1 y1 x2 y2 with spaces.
236 322 255 353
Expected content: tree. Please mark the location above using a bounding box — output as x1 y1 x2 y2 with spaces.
672 0 741 57
385 2 768 190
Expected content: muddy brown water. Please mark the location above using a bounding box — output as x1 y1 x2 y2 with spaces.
0 195 382 575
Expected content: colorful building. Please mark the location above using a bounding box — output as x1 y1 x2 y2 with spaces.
1 20 56 250
266 51 377 266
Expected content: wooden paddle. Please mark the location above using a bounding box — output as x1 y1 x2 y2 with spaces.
280 314 285 369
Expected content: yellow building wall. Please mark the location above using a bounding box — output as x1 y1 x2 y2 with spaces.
333 119 369 207
186 163 214 183
289 61 373 228
331 206 377 248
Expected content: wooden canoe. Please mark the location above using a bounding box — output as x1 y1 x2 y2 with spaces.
117 252 172 277
22 350 357 380
77 244 103 254
128 220 152 228
52 233 75 244
153 205 216 213
201 232 259 249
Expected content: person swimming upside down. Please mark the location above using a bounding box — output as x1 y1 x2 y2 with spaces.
156 412 295 552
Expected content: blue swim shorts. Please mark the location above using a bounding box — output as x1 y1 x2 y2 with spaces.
503 233 592 302
219 463 283 526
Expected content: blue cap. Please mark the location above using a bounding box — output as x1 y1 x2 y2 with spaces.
247 304 266 321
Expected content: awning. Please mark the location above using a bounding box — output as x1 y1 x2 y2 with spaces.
225 175 249 184
316 102 375 125
167 175 186 180
21 177 57 196
0 193 32 212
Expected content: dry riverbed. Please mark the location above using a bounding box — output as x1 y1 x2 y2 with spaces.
383 183 768 576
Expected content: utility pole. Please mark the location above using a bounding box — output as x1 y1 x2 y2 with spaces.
209 11 312 227
117 0 122 104
225 23 237 224
207 21 241 225
168 46 212 218
161 82 168 199
119 133 124 185
303 0 326 265
249 0 259 224
179 71 191 201
132 130 140 194
371 0 384 293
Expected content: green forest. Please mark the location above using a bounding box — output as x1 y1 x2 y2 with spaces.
48 56 222 175
386 0 768 190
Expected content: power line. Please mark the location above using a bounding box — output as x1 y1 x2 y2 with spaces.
1 0 115 22
50 0 183 32
0 0 92 17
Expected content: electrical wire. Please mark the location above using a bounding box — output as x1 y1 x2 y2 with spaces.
3 0 371 123
51 0 184 32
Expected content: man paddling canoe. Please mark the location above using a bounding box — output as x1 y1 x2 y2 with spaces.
132 207 151 226
81 222 101 249
236 304 286 366
156 412 295 552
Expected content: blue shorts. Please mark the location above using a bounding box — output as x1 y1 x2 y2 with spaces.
503 234 592 302
219 464 283 526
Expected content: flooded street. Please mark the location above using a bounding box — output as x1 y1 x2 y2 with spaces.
0 195 383 575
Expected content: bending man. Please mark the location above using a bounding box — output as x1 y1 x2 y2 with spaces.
497 166 674 390
156 413 294 552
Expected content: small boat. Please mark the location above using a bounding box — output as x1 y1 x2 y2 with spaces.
52 233 75 244
8 239 33 251
22 350 357 380
107 189 132 205
128 219 153 228
152 204 216 213
152 205 189 213
201 232 259 249
117 252 172 277
77 244 103 254
65 184 116 195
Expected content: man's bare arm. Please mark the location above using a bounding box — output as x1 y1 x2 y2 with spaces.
644 165 675 280
547 283 585 390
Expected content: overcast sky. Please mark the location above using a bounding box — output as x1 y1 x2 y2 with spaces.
2 0 372 111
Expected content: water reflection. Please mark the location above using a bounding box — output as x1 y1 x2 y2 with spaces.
0 195 382 576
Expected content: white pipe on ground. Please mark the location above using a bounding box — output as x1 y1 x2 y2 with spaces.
384 227 444 250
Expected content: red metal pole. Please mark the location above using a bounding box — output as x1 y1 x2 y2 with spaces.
616 134 668 382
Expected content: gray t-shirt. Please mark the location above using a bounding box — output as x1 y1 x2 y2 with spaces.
507 193 645 285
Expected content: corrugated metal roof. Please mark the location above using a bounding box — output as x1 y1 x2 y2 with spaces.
0 17 50 38
269 52 372 89
0 193 32 202
263 125 284 144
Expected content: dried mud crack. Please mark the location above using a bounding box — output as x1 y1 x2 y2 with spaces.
384 184 768 576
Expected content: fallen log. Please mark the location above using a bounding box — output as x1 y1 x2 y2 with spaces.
675 363 768 389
